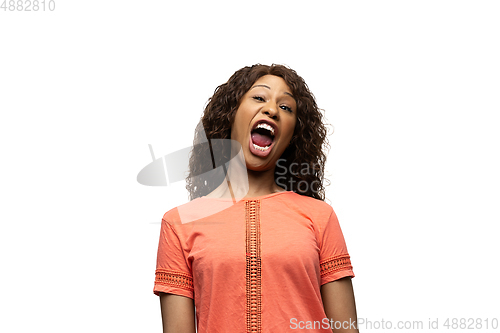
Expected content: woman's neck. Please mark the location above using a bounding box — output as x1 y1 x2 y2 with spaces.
205 165 285 200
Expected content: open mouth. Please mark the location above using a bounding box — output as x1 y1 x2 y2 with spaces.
250 122 275 152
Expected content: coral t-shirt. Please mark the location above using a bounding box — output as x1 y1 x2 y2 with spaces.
153 191 354 332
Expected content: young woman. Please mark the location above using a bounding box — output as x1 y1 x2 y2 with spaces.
153 64 359 332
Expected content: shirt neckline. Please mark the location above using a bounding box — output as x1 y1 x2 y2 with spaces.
199 190 294 202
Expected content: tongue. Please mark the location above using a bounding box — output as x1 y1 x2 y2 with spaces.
251 132 273 147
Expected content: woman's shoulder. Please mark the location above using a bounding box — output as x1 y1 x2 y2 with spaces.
160 197 205 226
285 191 333 211
161 195 239 226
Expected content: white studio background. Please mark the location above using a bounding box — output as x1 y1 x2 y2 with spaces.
1 1 499 332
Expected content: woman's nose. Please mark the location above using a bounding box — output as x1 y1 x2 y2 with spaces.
262 102 279 119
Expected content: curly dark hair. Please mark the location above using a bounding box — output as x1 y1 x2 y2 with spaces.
186 64 331 201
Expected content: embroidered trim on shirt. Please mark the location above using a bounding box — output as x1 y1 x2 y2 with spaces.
319 254 352 277
155 268 194 291
245 200 262 333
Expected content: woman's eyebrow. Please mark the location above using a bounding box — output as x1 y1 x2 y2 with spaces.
251 84 271 90
250 84 295 98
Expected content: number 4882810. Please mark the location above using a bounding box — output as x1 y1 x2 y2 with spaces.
1 0 56 11
443 318 499 330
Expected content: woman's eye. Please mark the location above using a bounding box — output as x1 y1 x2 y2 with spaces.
280 105 293 113
253 96 265 102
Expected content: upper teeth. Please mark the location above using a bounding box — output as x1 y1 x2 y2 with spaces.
256 123 275 135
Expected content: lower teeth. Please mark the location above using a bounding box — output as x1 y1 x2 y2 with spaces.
253 143 270 151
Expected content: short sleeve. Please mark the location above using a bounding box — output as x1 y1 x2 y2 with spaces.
318 208 355 285
153 217 194 299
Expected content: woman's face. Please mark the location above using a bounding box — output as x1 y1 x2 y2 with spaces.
231 75 297 171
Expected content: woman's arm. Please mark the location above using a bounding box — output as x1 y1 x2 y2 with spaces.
159 292 196 333
321 277 359 333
